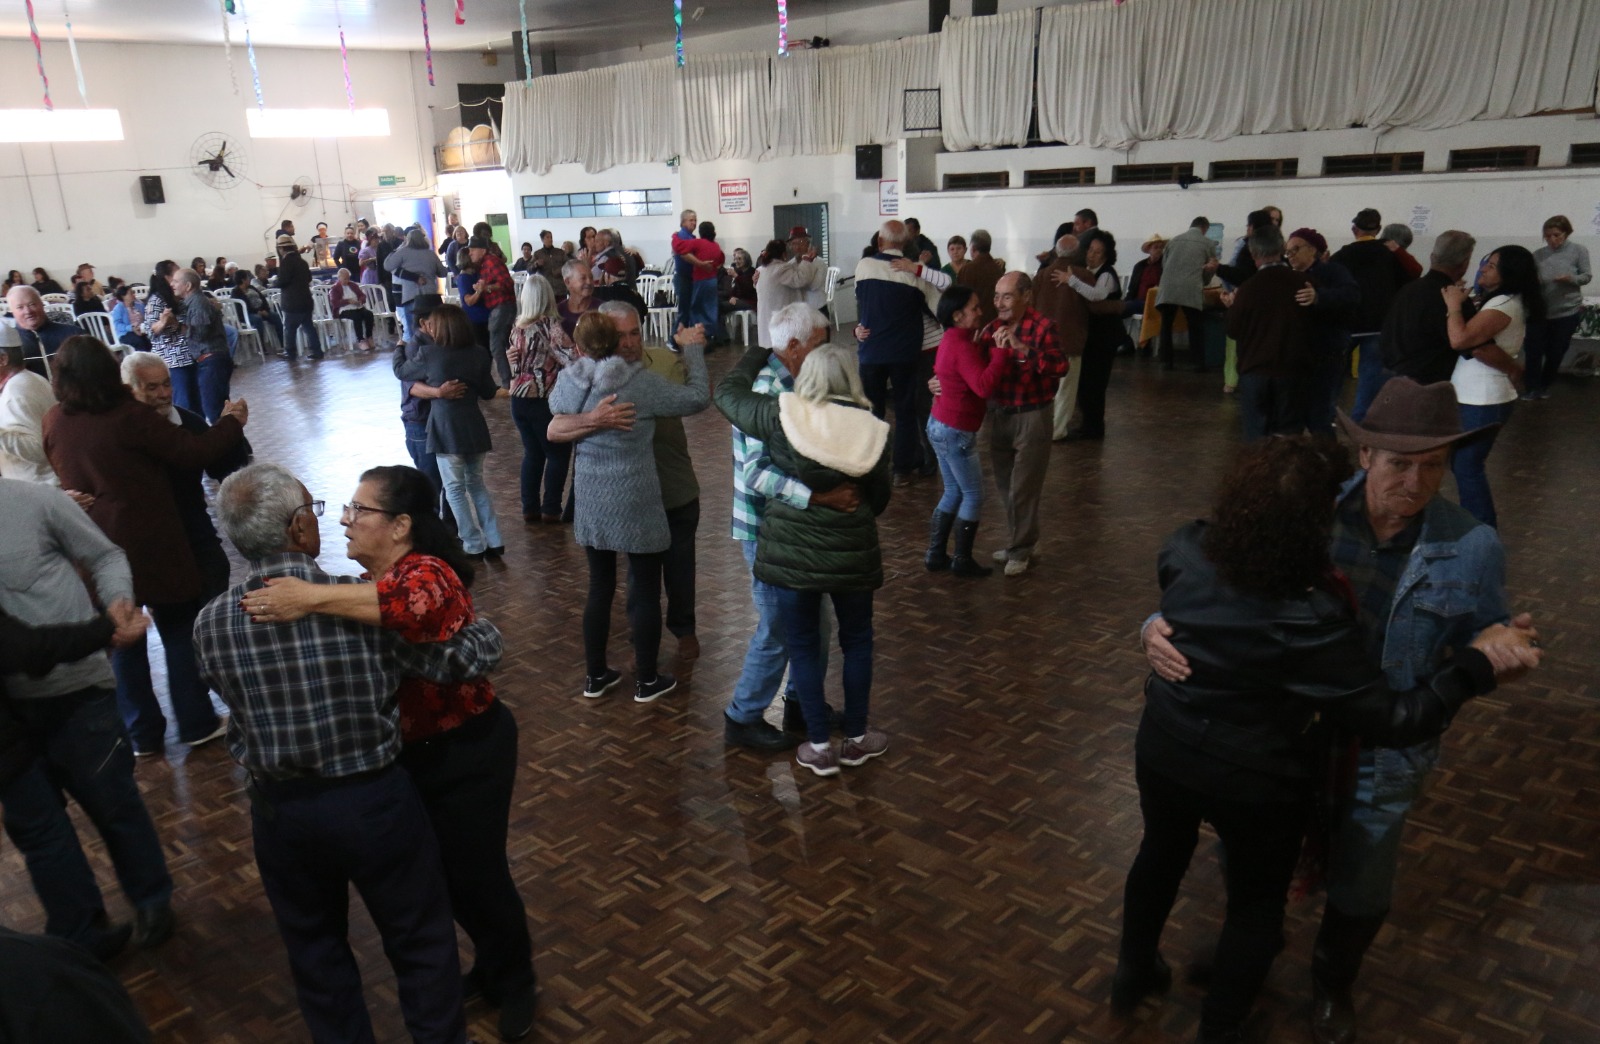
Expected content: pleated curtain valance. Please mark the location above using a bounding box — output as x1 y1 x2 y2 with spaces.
502 0 1600 176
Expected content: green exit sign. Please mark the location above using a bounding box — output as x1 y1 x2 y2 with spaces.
378 175 406 187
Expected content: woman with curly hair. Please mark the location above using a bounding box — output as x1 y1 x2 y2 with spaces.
1114 435 1526 1042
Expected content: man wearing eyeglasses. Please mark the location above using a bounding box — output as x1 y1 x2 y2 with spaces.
193 462 504 1044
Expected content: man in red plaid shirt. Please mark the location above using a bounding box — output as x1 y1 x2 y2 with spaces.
470 235 516 387
979 271 1066 576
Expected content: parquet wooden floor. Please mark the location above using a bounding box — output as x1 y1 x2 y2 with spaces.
5 340 1597 1043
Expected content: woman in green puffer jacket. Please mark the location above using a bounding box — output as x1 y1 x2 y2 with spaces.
714 305 894 779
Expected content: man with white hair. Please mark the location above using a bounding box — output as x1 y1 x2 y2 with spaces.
0 321 60 484
5 285 78 377
672 207 699 331
855 219 939 485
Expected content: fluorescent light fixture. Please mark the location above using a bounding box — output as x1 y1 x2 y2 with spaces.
0 109 124 143
246 108 390 139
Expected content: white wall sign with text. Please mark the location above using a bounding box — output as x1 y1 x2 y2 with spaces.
879 179 899 217
717 178 752 214
1409 204 1433 235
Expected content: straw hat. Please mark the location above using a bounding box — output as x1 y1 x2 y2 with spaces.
1141 233 1168 253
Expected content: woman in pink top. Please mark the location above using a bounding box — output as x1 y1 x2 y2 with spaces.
925 285 1009 577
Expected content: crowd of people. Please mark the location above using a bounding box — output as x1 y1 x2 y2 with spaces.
0 192 1575 1043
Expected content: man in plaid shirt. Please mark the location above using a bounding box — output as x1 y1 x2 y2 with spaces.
470 235 517 387
194 462 502 1044
979 271 1066 576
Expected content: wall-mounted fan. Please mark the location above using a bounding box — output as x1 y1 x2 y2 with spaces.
190 132 247 190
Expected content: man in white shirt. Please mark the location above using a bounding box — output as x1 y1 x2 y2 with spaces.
0 321 59 485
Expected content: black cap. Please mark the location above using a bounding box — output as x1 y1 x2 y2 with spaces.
1352 208 1382 232
413 295 442 319
468 235 493 251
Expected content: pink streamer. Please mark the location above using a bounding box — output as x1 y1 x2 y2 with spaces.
23 0 51 110
454 0 465 26
335 0 354 111
419 0 434 85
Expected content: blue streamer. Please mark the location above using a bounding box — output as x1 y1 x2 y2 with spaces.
239 0 264 110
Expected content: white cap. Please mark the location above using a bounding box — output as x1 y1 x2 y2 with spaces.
0 319 20 350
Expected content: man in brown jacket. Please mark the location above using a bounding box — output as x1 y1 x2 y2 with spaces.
1033 234 1091 439
955 228 1006 328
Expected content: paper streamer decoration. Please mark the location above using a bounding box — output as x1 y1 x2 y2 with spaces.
61 2 88 105
219 0 240 95
776 0 788 55
419 0 435 85
240 0 264 110
334 0 354 112
518 0 532 82
674 0 684 67
23 0 51 110
455 0 465 26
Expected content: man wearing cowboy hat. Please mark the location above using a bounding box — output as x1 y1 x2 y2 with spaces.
1031 233 1090 439
1141 376 1541 1044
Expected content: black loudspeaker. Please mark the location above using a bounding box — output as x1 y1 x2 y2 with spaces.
855 144 883 180
139 175 165 205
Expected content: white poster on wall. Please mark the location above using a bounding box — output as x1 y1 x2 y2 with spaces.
879 179 899 217
1409 205 1433 235
717 178 752 214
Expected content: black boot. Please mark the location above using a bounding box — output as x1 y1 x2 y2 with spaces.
925 510 955 571
782 696 839 735
1310 906 1387 1044
1110 951 1171 1016
949 519 993 577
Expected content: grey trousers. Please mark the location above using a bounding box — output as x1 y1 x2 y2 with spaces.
987 404 1051 559
488 303 515 386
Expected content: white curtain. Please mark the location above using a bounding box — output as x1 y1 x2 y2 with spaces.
677 52 774 163
610 58 679 167
940 10 1037 151
501 67 619 174
769 50 826 157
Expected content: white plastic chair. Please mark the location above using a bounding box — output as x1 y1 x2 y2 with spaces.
41 293 70 307
724 310 754 346
223 298 265 366
130 285 149 302
311 294 352 354
361 284 398 344
75 311 117 348
824 266 842 328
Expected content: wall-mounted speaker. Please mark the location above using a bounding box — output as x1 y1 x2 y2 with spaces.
139 175 165 205
855 144 883 180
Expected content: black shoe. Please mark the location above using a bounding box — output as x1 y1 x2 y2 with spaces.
462 966 488 1003
1058 429 1104 443
725 713 800 751
582 668 622 699
134 902 175 949
484 545 506 559
88 918 134 962
925 510 955 571
1110 952 1171 1016
949 519 993 578
497 983 536 1041
1310 975 1356 1044
782 696 840 734
635 673 678 703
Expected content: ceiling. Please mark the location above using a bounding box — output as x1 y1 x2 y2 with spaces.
0 0 891 56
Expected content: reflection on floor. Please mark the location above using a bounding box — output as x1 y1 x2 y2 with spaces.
6 341 1598 1042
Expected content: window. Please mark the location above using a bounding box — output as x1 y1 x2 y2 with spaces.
1447 146 1540 171
521 188 672 220
1111 162 1194 185
1321 152 1424 177
942 171 1010 191
1570 142 1600 166
1024 167 1096 187
1209 158 1298 181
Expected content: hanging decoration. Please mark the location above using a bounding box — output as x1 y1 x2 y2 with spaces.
334 0 355 112
61 2 89 106
23 0 51 110
454 0 465 26
240 0 265 111
219 0 240 95
517 0 532 83
776 0 788 56
674 0 684 67
419 0 435 85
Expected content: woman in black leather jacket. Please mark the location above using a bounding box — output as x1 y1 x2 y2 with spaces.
1113 436 1511 1043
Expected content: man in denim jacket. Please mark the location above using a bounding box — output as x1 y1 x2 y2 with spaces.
1141 377 1541 1044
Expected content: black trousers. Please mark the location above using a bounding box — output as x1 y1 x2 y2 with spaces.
1157 304 1203 368
914 350 937 474
860 359 922 475
1073 336 1118 437
662 499 700 638
400 701 534 1000
583 546 664 679
1119 757 1308 1035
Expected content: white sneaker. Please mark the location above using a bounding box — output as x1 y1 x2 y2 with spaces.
1004 557 1030 576
186 719 229 747
991 548 1009 563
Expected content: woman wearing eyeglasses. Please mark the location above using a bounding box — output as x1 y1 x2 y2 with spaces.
238 464 537 1041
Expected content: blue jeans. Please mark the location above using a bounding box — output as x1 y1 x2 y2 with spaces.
1452 401 1511 528
689 279 718 335
437 453 502 554
402 419 451 527
111 597 221 749
774 587 874 745
1326 742 1440 918
726 540 828 725
281 310 319 359
0 688 174 946
169 363 200 415
1349 333 1390 422
508 396 572 517
196 351 233 424
927 417 983 521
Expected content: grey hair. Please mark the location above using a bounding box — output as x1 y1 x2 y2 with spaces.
561 258 588 282
517 270 557 323
1430 230 1476 271
1379 223 1414 249
597 300 640 328
405 228 428 250
173 268 201 291
969 229 992 254
1247 225 1286 260
878 220 907 248
793 343 869 408
680 208 697 222
1055 235 1078 258
119 351 167 386
769 301 828 352
217 462 308 562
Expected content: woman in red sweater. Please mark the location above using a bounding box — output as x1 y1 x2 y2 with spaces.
924 285 1009 577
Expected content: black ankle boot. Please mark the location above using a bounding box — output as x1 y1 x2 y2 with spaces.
925 510 955 571
1309 906 1387 1044
949 519 993 577
1110 951 1171 1015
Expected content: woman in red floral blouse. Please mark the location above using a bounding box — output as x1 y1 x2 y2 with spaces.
245 464 536 1040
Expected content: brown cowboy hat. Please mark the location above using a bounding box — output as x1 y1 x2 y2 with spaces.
1335 377 1498 453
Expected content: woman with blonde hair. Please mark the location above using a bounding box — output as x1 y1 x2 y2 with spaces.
506 273 579 522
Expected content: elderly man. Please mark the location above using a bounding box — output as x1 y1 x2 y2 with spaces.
532 229 568 298
672 208 699 330
468 235 517 386
1155 217 1220 371
982 272 1066 576
956 229 1006 327
1381 230 1478 387
195 462 504 1044
1285 227 1360 436
274 234 319 361
6 286 78 377
171 268 234 423
0 478 171 960
1033 234 1091 439
755 229 821 349
1333 209 1415 421
856 219 939 484
1142 378 1540 1044
787 227 830 313
1223 225 1312 440
0 322 60 484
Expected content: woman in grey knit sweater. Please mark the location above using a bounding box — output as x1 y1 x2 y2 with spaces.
549 311 709 703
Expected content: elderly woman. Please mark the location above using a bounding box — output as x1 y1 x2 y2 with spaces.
1524 215 1593 399
108 285 149 351
235 465 537 1041
942 236 968 279
557 258 596 336
1115 435 1528 1042
506 273 579 523
329 267 376 352
41 336 248 755
548 311 708 704
143 260 201 413
714 304 894 777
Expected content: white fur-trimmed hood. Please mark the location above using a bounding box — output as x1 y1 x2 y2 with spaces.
777 395 888 477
